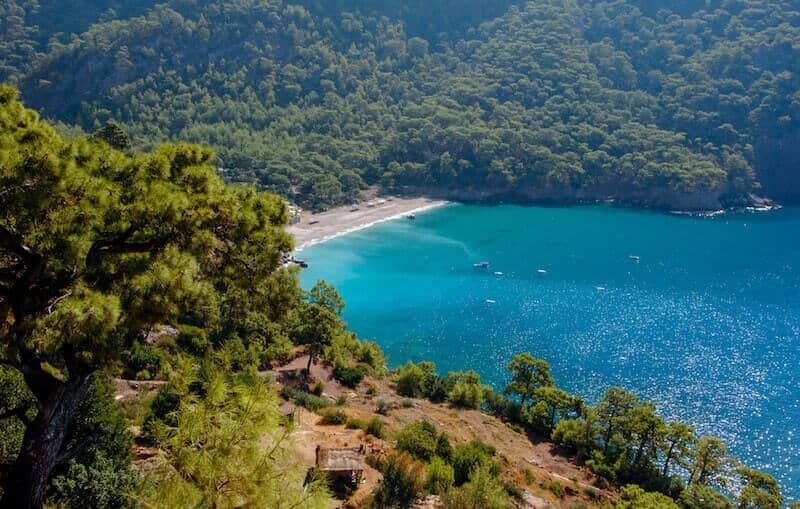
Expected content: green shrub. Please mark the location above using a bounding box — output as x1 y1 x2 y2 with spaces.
312 382 325 396
355 341 386 374
48 453 137 509
366 385 378 396
545 480 564 498
346 418 366 430
451 440 498 486
444 371 486 409
124 344 164 379
176 324 210 356
262 335 294 365
395 421 451 462
366 417 385 439
426 456 455 495
441 464 513 509
280 386 333 412
376 398 391 415
523 468 535 485
394 361 436 398
319 409 347 425
333 363 366 388
372 453 426 509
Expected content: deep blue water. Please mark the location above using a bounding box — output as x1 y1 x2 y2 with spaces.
299 204 800 499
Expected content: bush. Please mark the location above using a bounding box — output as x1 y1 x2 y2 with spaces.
312 382 325 396
47 378 136 509
124 344 165 379
366 417 385 438
445 371 486 409
523 468 535 485
333 363 366 388
678 484 734 509
451 440 498 486
395 421 451 462
441 464 512 509
262 335 294 365
427 456 455 495
544 480 564 498
394 361 436 398
366 385 378 396
376 398 391 415
615 485 680 508
220 335 259 372
448 381 485 409
319 409 347 425
280 386 333 412
176 324 210 356
355 341 386 374
373 453 426 509
48 454 137 509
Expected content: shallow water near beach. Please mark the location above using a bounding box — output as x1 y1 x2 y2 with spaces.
299 204 800 498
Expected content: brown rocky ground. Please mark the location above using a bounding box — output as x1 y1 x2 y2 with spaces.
268 355 614 508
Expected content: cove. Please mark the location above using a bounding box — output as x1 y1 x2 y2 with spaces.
298 203 800 498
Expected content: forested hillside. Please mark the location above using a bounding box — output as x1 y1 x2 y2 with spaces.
1 0 798 209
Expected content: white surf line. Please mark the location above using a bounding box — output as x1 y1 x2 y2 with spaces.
294 201 451 252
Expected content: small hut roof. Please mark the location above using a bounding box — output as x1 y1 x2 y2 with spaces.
316 447 365 472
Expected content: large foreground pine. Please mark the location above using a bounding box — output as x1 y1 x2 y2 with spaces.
0 85 291 508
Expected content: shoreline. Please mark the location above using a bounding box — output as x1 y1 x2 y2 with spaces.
287 194 783 251
288 197 450 251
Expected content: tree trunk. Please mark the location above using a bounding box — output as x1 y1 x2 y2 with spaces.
662 443 675 477
0 372 93 509
306 353 313 373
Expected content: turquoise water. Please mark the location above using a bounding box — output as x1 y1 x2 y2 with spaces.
299 204 800 498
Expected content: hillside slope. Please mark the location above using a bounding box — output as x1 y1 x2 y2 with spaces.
3 0 799 208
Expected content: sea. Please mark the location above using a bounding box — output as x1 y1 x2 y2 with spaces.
298 203 800 499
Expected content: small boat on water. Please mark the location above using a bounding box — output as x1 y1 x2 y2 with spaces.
485 299 497 304
537 269 547 274
596 286 606 291
474 261 490 269
494 271 504 276
629 255 641 262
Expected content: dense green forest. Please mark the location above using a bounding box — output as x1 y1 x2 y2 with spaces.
1 0 798 209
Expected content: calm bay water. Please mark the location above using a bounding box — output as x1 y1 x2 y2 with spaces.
299 204 800 498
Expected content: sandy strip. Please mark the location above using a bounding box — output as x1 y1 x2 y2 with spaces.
288 196 450 251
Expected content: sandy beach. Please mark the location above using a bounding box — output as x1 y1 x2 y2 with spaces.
288 196 449 250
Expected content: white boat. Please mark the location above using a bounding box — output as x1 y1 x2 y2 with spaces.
494 271 504 276
596 286 606 291
486 299 497 304
629 255 641 262
537 269 547 274
473 261 490 269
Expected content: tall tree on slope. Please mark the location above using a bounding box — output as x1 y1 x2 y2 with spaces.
0 85 292 508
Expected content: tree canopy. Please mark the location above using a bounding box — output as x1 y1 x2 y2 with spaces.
1 0 798 210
